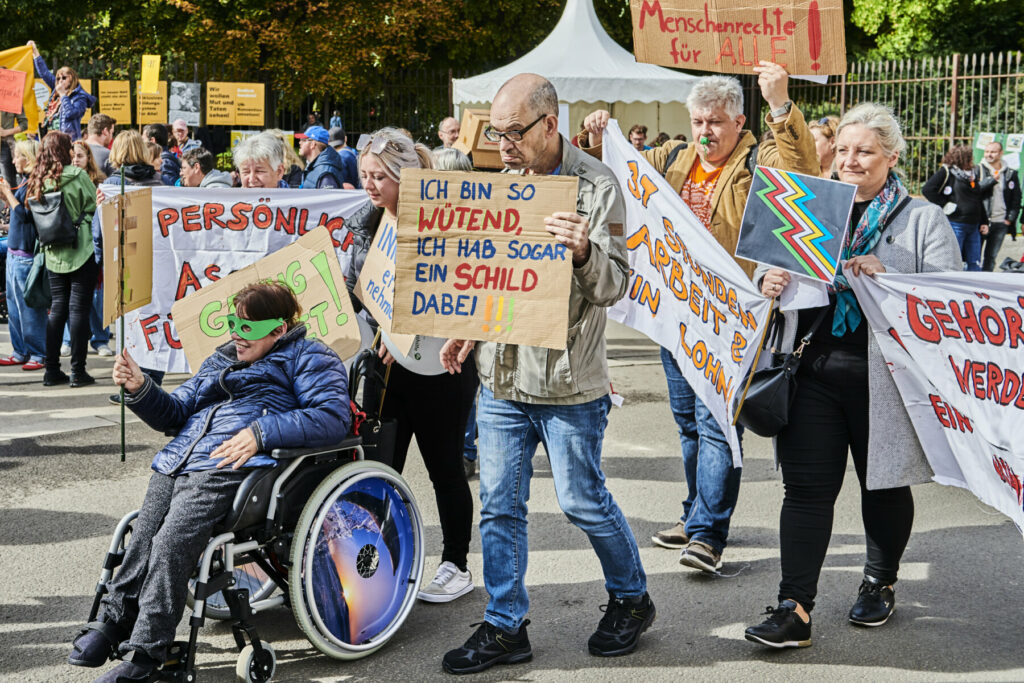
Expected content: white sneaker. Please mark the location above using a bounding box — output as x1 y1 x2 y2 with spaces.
96 344 115 357
417 561 474 603
60 344 71 357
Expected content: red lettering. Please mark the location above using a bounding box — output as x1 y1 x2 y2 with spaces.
180 204 201 232
987 362 1004 402
950 355 971 394
175 261 202 301
140 314 160 352
927 300 960 338
769 35 787 65
637 0 665 31
907 295 941 343
1001 369 1021 407
1006 307 1024 348
929 394 952 428
202 202 226 230
971 362 986 399
948 300 984 343
163 321 182 349
252 204 273 229
715 37 736 66
204 264 221 282
227 203 250 231
978 306 1007 345
157 208 179 238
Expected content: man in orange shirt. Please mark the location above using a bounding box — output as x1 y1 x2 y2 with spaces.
582 62 818 573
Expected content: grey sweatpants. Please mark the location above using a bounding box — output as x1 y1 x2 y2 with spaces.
100 468 248 660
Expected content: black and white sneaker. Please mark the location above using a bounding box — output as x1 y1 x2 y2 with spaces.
442 620 532 674
588 592 656 656
744 600 812 649
848 577 895 627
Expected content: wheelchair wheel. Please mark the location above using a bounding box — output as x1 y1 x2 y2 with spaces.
289 460 424 660
187 550 277 620
235 640 276 682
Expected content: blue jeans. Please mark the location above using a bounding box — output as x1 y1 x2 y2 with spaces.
477 387 646 632
6 253 48 362
660 347 742 554
949 221 982 271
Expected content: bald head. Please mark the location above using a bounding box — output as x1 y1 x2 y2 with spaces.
493 73 558 121
438 116 460 147
489 74 562 172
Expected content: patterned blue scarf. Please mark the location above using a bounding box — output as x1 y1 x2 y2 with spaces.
830 172 908 336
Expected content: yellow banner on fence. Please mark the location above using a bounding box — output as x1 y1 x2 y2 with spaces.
0 46 38 131
140 55 161 94
135 80 167 125
206 82 266 127
99 80 131 123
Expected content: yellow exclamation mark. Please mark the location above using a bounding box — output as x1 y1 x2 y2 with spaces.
482 295 493 332
494 297 505 332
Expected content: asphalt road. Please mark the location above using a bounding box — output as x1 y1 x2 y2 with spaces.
2 317 1023 683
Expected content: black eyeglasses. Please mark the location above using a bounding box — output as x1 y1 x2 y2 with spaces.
483 115 547 143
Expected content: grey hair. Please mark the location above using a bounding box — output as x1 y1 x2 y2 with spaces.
837 103 907 159
686 76 744 119
233 132 284 170
528 80 559 118
359 127 434 182
432 147 473 172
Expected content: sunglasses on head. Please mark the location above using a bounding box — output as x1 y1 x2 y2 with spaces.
226 314 284 340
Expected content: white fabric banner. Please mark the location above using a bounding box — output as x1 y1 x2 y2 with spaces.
102 187 368 373
602 120 772 465
849 271 1024 531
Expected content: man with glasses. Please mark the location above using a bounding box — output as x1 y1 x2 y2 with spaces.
179 148 232 188
436 116 460 150
439 73 652 675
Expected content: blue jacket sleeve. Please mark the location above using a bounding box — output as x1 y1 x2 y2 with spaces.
251 345 351 452
160 152 180 186
62 88 95 125
126 365 209 433
34 56 55 89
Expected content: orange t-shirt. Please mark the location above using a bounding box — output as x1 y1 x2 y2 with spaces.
679 162 723 231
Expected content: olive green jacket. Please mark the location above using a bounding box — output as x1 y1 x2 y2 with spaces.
474 137 629 405
42 165 97 273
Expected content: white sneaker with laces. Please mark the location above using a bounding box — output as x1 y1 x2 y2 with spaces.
60 344 71 357
417 561 474 603
96 344 115 357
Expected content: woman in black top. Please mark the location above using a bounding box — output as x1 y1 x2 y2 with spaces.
921 144 996 271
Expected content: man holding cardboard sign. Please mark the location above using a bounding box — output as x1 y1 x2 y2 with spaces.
581 62 817 576
440 74 653 675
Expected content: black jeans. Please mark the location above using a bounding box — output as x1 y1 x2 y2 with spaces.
776 346 914 612
381 356 478 569
981 221 1011 272
46 258 99 376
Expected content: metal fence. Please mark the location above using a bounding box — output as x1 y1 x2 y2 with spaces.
751 51 1024 193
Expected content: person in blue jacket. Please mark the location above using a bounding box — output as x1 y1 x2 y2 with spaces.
68 281 351 682
28 41 96 141
296 125 346 189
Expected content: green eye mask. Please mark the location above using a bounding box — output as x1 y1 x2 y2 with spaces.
226 314 285 340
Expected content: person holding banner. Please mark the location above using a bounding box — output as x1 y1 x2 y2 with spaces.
233 132 290 189
345 127 478 606
27 41 95 141
68 282 350 682
745 103 962 650
582 63 818 574
440 74 653 674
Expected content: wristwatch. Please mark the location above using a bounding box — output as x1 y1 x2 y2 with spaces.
770 101 793 119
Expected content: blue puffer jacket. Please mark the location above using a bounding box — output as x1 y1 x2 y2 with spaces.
34 56 96 141
301 146 346 189
125 325 351 475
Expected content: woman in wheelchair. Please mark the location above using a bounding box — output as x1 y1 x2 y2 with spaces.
70 281 351 682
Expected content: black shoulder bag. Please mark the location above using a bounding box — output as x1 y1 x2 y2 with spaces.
28 191 82 247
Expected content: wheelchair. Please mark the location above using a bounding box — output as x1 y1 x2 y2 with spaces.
84 436 425 682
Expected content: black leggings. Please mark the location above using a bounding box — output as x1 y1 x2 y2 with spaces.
381 357 478 569
776 347 915 611
46 258 98 376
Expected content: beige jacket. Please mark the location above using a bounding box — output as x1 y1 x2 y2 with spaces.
583 107 819 278
475 136 629 405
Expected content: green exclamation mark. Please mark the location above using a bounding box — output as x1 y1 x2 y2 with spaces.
310 252 349 326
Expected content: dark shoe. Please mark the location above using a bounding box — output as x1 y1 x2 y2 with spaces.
849 577 895 627
744 600 812 649
94 652 159 682
651 521 688 549
43 370 70 386
464 457 476 479
70 372 96 388
68 619 124 667
442 620 532 674
588 592 656 656
109 393 124 406
679 539 722 573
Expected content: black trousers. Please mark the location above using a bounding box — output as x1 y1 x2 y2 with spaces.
381 357 478 569
776 347 915 611
981 221 1011 272
46 258 98 376
0 138 16 187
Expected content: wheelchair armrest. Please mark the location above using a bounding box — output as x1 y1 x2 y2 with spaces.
271 435 363 460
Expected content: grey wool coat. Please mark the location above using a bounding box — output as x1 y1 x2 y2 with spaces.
754 198 962 490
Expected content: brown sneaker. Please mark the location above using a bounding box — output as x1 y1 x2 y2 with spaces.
679 540 722 573
651 522 688 549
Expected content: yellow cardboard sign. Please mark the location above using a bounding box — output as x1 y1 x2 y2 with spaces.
98 80 131 123
140 55 161 94
80 79 92 124
170 227 362 373
391 169 578 349
206 82 266 127
135 80 167 125
629 0 847 76
101 188 154 327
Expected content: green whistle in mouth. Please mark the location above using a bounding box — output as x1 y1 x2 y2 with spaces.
699 136 709 145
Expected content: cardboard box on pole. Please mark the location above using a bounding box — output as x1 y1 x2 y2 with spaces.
101 188 154 328
452 108 503 169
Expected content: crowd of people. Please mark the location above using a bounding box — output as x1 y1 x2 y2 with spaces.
1 41 1021 681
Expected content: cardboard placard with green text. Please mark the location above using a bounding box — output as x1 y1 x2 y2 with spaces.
629 0 846 76
170 227 361 373
101 188 153 327
391 168 578 350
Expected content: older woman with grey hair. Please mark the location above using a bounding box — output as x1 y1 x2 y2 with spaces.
233 132 288 189
745 103 961 650
345 127 478 605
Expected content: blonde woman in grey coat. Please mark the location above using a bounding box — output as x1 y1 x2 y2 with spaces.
745 103 962 650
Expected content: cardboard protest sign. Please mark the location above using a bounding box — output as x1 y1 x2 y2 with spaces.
171 227 362 372
390 168 578 350
206 82 266 127
98 81 131 123
603 120 772 463
736 166 854 283
101 188 154 327
135 80 167 124
629 0 846 76
140 55 161 94
848 271 1024 533
0 46 38 131
452 109 503 169
0 68 26 115
354 213 416 356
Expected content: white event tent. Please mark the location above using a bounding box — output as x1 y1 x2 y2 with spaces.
452 0 698 141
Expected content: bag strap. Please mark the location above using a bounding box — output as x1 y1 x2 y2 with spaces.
662 142 687 176
882 195 913 232
793 307 830 357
